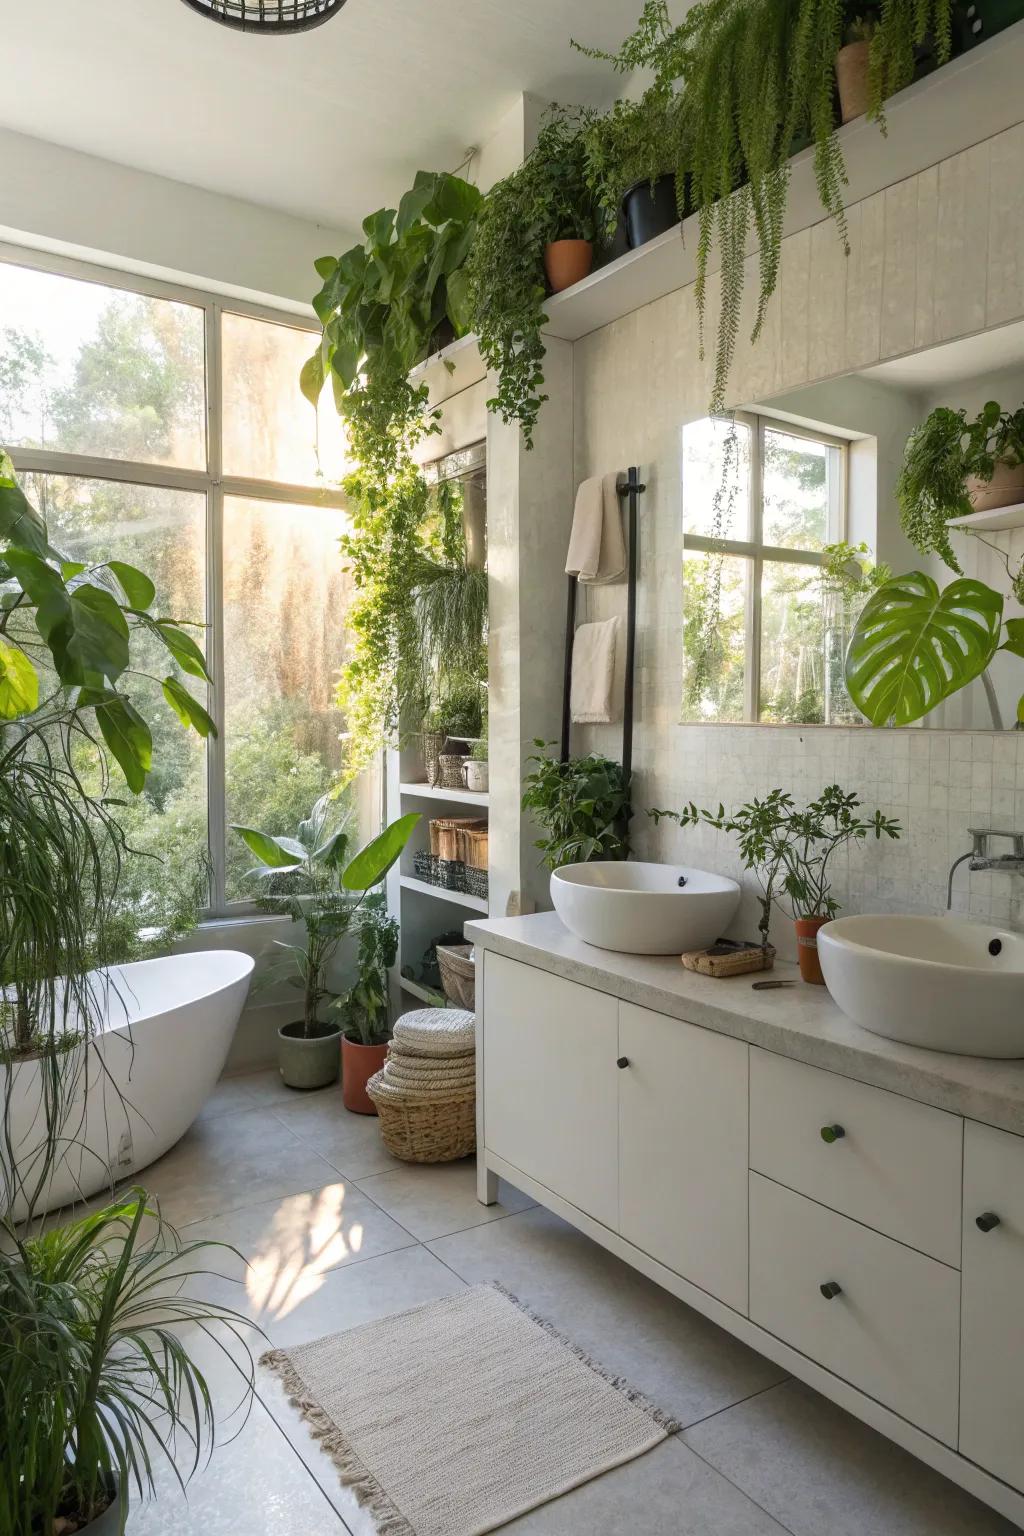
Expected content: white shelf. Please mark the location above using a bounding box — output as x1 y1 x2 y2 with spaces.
400 780 490 808
399 875 488 914
948 502 1024 532
400 975 444 1004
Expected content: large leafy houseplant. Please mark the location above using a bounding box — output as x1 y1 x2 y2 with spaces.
0 1190 253 1536
896 401 1024 574
302 171 481 479
521 742 632 869
332 894 399 1048
467 108 600 446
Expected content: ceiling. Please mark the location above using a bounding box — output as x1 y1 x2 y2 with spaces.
0 0 648 238
861 320 1024 391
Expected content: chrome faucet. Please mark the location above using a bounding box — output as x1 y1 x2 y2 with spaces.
947 827 1024 909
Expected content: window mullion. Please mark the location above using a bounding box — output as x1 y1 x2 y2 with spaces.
746 417 766 722
205 302 228 916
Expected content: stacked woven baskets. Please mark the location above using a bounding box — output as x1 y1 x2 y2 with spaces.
367 1008 476 1163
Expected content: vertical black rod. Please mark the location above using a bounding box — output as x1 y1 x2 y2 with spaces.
621 466 641 787
560 575 577 762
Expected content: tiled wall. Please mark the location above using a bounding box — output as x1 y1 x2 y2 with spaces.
570 122 1024 958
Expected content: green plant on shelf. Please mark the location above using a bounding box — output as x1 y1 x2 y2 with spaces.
581 88 687 235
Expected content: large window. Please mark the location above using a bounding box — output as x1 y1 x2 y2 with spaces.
681 412 847 726
0 248 352 916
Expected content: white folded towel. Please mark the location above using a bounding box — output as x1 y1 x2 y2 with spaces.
570 617 620 723
565 472 626 585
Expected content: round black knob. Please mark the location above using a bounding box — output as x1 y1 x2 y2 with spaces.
616 1057 630 1069
820 1124 845 1144
976 1211 1001 1233
820 1281 843 1300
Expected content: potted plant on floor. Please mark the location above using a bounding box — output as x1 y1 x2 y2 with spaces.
522 742 632 870
332 894 399 1114
0 1188 254 1535
467 106 601 445
897 400 1024 572
650 786 900 981
234 804 419 1089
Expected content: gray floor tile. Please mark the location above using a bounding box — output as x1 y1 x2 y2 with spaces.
271 1092 406 1178
141 1106 340 1226
685 1378 1019 1536
355 1159 534 1241
504 1435 791 1534
428 1205 787 1427
196 1075 260 1121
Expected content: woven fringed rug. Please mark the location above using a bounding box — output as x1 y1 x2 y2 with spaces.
261 1282 679 1536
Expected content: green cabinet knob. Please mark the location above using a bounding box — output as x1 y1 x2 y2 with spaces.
820 1124 845 1144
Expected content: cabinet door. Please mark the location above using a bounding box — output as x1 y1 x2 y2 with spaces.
960 1120 1024 1491
482 952 618 1228
618 1002 749 1313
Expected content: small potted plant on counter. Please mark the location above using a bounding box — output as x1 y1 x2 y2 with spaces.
650 786 900 982
522 741 632 869
897 400 1024 571
234 803 419 1088
333 894 399 1114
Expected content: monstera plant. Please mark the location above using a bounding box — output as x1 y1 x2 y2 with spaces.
844 571 1024 726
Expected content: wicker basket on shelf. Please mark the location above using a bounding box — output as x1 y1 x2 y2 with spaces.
437 944 476 1010
437 752 467 790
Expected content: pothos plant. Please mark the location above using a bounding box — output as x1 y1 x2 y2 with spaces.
466 107 600 446
521 741 632 869
302 170 482 479
650 785 901 945
574 0 952 413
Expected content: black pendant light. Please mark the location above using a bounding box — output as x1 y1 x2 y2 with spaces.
180 0 349 33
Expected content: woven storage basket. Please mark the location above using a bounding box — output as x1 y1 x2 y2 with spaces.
367 1070 476 1162
459 824 489 870
437 752 467 790
413 849 439 883
465 866 488 902
393 1006 474 1056
437 943 476 1010
431 817 477 860
421 730 444 788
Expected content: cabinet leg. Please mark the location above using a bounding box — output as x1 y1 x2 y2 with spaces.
477 1159 499 1206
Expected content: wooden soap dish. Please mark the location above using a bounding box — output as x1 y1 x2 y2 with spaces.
681 940 776 978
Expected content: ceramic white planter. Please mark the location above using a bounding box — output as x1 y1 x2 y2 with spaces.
463 758 488 792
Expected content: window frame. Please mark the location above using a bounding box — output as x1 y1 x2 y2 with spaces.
1 240 348 919
683 409 848 723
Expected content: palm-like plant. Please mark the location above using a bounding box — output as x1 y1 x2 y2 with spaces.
0 1189 254 1536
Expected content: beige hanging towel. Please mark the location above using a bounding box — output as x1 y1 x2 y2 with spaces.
570 617 620 723
565 472 626 584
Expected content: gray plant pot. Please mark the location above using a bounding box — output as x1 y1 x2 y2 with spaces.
278 1020 343 1090
82 1479 124 1534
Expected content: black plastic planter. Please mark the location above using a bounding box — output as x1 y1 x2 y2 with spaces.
622 174 681 249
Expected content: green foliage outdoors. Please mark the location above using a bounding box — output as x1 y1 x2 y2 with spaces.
650 785 900 944
522 741 632 870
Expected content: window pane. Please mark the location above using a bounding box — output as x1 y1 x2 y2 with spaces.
223 496 351 903
762 428 839 551
759 560 826 724
221 312 349 486
20 473 210 913
682 417 751 541
0 262 206 469
682 551 749 721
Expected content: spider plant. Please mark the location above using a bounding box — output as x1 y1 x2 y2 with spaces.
0 1189 255 1536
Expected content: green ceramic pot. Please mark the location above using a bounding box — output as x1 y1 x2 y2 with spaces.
278 1020 342 1090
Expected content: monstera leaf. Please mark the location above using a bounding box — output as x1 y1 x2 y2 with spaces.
845 571 1003 726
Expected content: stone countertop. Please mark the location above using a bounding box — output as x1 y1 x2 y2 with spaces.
465 911 1024 1137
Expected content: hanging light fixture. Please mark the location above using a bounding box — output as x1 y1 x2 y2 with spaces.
179 0 349 33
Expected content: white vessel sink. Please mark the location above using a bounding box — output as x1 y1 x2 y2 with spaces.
818 914 1024 1057
550 861 740 956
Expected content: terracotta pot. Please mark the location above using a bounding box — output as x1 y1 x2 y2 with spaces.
795 915 832 985
836 41 871 124
544 239 593 294
966 460 1024 514
342 1035 389 1115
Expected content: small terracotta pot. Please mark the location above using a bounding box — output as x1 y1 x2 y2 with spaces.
544 239 593 294
836 41 871 124
966 460 1024 514
342 1035 389 1115
795 915 832 985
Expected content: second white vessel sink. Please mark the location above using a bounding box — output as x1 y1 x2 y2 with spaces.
818 914 1024 1057
550 861 740 955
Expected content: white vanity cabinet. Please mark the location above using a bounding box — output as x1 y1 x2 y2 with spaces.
960 1120 1024 1489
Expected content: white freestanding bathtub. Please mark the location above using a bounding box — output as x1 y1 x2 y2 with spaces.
4 949 254 1222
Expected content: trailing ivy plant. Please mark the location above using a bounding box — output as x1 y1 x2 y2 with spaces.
896 401 1024 575
303 170 482 478
466 107 600 447
575 0 952 413
521 741 632 869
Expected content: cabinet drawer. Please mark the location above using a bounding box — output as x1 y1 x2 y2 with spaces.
960 1121 1024 1491
750 1174 960 1444
750 1050 962 1265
